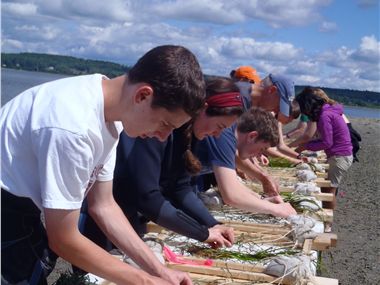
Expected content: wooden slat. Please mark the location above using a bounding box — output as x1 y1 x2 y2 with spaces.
314 208 334 223
167 263 283 283
177 256 266 272
219 221 291 235
313 276 339 285
315 178 332 188
302 238 313 254
312 233 338 250
189 272 271 284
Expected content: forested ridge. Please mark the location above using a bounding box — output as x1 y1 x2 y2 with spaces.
2 52 380 108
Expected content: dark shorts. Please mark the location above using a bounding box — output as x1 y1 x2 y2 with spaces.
1 190 57 285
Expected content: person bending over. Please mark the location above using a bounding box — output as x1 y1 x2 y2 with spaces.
1 45 206 285
295 87 353 212
194 108 297 218
81 78 243 252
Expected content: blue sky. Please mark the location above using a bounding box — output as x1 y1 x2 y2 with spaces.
2 0 379 92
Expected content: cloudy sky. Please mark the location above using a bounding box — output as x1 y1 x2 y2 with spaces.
2 0 380 92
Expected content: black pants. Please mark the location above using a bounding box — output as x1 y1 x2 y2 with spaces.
1 190 57 285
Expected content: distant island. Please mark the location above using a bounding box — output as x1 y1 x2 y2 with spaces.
2 52 380 108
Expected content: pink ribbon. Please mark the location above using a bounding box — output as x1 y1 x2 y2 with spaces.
163 246 213 266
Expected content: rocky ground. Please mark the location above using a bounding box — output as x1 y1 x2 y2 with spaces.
48 117 380 285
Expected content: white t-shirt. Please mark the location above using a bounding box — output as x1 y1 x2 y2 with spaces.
0 74 123 210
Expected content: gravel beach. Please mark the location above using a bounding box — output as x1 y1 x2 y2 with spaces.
47 117 380 285
319 117 380 284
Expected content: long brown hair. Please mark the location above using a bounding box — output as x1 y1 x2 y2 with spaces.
184 77 244 174
296 87 337 122
313 88 337 105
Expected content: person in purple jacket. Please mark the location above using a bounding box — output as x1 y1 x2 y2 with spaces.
295 87 353 212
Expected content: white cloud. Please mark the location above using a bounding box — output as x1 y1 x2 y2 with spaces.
319 21 338 33
2 2 37 16
243 0 332 28
1 39 24 50
218 37 301 61
1 0 379 91
352 35 380 63
150 0 244 24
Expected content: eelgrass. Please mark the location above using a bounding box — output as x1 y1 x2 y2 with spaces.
187 245 299 262
268 157 295 168
281 192 322 213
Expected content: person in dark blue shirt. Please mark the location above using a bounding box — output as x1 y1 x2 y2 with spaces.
82 77 243 250
196 84 296 215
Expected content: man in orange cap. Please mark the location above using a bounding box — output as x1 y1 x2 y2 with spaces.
230 66 261 101
234 66 261 84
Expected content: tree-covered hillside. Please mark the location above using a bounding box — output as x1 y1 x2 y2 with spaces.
295 86 380 108
2 52 380 108
2 52 129 78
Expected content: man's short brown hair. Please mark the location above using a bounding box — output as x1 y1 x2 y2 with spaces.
237 107 279 147
128 45 205 118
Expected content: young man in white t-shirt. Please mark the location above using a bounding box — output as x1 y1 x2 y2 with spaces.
1 45 205 285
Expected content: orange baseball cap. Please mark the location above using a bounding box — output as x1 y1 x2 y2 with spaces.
234 66 261 84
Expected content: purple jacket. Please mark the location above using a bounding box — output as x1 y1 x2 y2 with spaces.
305 104 352 157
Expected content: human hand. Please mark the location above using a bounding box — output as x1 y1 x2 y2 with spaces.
301 156 310 163
236 168 248 180
295 144 306 153
259 154 269 166
206 224 234 248
157 267 193 285
264 195 284 204
271 203 297 218
262 176 280 197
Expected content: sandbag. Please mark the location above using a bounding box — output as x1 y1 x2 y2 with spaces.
294 182 321 195
198 188 224 206
123 239 165 267
308 157 319 164
287 215 319 244
264 255 315 284
311 163 325 173
296 163 312 171
296 170 317 182
299 196 321 212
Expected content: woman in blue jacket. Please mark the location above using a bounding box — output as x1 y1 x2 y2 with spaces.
82 77 244 249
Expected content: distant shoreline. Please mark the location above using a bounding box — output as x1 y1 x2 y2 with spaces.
2 66 379 110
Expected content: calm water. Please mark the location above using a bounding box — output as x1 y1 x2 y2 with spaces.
1 68 68 105
2 68 380 119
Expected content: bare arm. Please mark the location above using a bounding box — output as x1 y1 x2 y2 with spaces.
213 166 296 218
264 147 302 164
284 121 307 139
45 180 192 285
235 155 280 197
276 122 300 158
288 121 317 148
